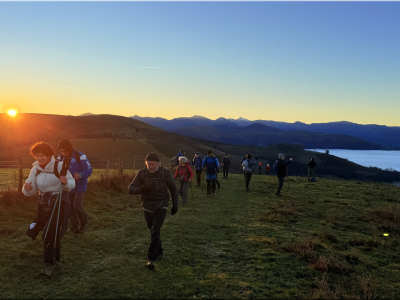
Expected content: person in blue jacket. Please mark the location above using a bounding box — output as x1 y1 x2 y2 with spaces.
202 150 220 197
192 152 203 186
57 139 93 234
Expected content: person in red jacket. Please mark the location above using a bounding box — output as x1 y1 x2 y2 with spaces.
174 156 193 206
265 164 271 175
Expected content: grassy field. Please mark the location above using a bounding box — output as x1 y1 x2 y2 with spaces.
0 173 399 298
0 168 136 193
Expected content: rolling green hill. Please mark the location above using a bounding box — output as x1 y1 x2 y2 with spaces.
0 174 399 298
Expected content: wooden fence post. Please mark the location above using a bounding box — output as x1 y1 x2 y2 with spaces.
18 157 23 193
119 157 123 176
106 160 109 178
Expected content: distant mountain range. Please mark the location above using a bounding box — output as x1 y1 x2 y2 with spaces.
131 116 400 149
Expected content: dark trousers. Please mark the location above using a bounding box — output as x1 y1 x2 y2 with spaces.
277 177 285 195
179 181 190 204
43 200 65 265
244 172 252 189
223 165 229 178
308 168 315 181
259 166 262 175
207 179 216 195
144 208 167 262
63 192 88 232
196 170 202 185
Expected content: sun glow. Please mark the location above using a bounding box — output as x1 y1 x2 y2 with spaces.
7 109 17 117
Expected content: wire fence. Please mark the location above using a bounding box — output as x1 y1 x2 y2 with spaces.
0 156 171 195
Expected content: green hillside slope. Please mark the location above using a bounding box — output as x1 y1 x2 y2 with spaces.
0 175 399 298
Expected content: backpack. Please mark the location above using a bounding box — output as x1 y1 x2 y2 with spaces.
242 159 252 173
205 156 218 174
73 151 82 167
36 157 71 178
170 156 179 168
36 161 60 178
273 161 278 175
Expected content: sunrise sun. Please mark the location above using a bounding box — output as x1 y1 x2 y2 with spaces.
7 109 17 117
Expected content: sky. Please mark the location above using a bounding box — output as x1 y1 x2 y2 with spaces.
1 2 399 126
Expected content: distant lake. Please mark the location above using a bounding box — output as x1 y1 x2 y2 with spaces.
307 149 400 172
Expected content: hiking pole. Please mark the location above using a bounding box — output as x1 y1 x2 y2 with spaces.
189 181 194 201
202 172 205 194
46 157 71 244
216 173 220 197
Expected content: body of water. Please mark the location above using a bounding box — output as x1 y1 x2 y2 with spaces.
307 149 400 172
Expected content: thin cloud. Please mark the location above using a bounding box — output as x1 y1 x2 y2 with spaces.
140 67 182 69
56 86 73 89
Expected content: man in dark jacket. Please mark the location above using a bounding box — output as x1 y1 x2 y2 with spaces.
57 139 93 235
192 152 203 186
221 153 232 179
128 152 178 270
276 153 293 196
307 158 317 181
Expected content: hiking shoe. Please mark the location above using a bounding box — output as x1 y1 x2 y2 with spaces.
40 264 53 276
275 193 281 197
146 261 155 270
78 224 88 234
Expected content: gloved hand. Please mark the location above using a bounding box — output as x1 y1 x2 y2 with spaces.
139 185 150 194
171 206 178 215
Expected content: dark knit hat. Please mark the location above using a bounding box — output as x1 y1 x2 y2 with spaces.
58 138 74 153
145 152 160 162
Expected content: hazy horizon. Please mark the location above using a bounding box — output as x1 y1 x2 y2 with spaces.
1 2 399 126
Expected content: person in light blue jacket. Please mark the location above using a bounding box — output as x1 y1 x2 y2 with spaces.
202 150 220 197
57 139 93 235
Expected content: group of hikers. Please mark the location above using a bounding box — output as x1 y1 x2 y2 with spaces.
21 141 318 274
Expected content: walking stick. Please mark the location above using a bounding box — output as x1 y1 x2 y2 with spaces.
44 158 71 245
202 171 205 194
216 173 220 197
189 181 194 201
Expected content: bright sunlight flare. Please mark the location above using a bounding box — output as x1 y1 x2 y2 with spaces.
7 109 17 117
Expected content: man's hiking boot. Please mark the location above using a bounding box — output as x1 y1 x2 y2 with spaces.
146 261 155 270
275 193 281 197
78 224 88 234
40 264 53 276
